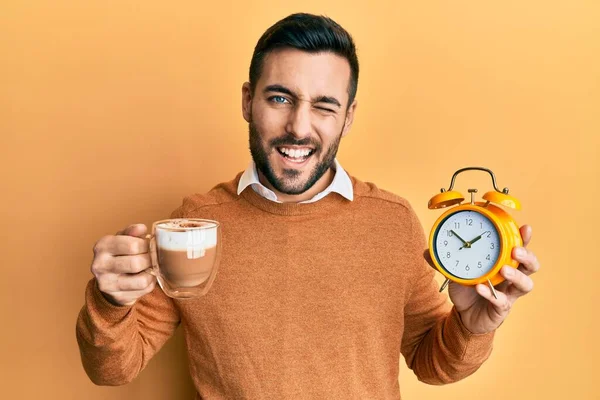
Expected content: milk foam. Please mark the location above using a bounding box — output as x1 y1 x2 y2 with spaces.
156 220 218 258
158 220 217 230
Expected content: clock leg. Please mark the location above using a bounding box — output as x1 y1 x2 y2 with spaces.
487 279 498 299
439 278 450 293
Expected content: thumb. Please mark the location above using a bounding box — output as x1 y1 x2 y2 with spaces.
116 223 148 238
519 224 532 247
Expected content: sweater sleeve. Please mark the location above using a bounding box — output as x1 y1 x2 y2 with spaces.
400 207 495 385
75 278 180 385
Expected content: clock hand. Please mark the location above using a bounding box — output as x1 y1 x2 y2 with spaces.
467 231 490 246
451 230 470 249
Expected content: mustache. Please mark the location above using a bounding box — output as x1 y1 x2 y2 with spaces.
269 134 320 150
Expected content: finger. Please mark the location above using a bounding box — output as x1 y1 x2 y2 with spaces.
520 225 532 247
108 280 157 306
116 224 148 238
475 283 512 318
99 271 156 293
111 254 152 274
512 246 540 275
95 235 149 256
117 271 156 291
500 265 534 298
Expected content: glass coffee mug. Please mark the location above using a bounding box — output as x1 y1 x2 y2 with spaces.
146 218 221 299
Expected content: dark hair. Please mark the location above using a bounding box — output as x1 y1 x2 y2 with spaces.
249 13 359 108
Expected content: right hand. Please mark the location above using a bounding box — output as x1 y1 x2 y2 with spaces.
91 224 156 306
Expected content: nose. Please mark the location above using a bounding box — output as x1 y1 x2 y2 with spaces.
285 102 312 140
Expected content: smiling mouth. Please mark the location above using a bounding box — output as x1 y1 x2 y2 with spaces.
276 146 315 163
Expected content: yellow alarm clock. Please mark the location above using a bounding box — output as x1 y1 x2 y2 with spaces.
428 167 523 298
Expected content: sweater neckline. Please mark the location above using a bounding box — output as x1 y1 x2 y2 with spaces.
239 181 351 216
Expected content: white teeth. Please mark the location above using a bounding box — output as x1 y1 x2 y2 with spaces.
279 147 311 158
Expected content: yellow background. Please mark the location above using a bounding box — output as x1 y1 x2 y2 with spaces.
2 1 598 399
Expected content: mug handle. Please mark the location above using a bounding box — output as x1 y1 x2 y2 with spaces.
145 233 159 277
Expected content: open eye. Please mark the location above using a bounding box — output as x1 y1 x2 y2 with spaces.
269 95 290 104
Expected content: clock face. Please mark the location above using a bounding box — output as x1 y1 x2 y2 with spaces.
433 210 501 279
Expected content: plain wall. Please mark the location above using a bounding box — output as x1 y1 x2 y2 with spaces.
1 1 598 399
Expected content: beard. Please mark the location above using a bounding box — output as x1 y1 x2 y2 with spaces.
248 121 343 195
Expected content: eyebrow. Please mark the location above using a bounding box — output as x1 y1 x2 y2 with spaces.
264 84 342 108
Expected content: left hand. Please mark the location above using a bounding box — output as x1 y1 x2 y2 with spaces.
425 225 540 334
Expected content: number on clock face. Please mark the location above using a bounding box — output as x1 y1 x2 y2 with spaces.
434 210 500 279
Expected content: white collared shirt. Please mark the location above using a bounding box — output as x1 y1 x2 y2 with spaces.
237 159 354 203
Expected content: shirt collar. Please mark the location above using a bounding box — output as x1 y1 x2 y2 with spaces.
237 159 354 204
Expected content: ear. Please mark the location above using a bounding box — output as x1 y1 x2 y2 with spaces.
341 99 358 138
242 82 252 123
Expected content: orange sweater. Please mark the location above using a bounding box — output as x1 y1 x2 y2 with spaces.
76 173 494 399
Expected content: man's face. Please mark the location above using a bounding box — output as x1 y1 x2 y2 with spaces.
242 48 357 196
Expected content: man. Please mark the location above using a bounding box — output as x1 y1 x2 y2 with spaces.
76 13 539 399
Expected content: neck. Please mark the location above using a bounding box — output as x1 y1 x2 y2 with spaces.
257 167 335 203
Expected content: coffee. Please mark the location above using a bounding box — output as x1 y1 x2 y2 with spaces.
158 246 218 287
155 220 219 288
